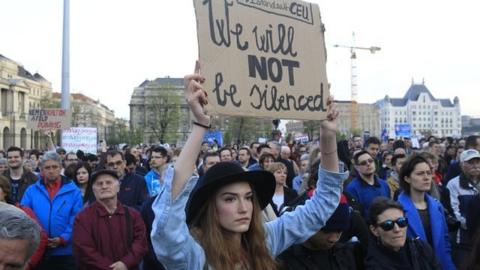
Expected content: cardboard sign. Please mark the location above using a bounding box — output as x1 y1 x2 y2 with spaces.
27 109 71 130
62 127 97 154
194 0 329 120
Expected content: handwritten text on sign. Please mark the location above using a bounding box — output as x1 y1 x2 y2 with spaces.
62 127 97 154
27 109 71 130
194 0 329 120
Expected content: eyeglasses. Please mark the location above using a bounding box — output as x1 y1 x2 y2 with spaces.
377 217 408 231
107 160 124 167
357 158 374 166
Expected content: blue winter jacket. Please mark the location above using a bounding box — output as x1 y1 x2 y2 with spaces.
398 192 456 270
21 176 83 256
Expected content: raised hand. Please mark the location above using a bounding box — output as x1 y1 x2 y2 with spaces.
184 61 210 126
320 96 339 133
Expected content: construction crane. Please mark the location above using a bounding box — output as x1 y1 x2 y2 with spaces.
334 32 380 132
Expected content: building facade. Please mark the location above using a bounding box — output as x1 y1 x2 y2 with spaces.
129 77 274 146
51 93 116 141
130 77 191 144
376 82 461 138
335 101 381 137
0 54 54 150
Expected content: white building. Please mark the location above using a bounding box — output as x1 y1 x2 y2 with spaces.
376 81 461 138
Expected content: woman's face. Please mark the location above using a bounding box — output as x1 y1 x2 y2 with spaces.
405 162 432 193
215 182 253 234
273 168 287 186
370 208 407 251
76 167 89 186
262 157 274 170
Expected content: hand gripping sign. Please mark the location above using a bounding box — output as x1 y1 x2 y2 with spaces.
194 0 329 120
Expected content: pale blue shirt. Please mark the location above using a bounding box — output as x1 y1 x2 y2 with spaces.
151 165 348 269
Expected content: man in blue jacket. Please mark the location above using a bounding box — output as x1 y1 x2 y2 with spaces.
106 150 148 210
346 150 390 218
21 151 83 270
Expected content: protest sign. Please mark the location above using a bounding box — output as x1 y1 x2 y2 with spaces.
62 127 97 154
395 124 412 138
27 109 71 130
194 0 329 120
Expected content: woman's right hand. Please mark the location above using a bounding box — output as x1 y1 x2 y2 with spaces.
184 61 210 126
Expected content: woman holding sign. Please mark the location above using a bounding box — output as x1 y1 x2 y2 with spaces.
150 65 347 269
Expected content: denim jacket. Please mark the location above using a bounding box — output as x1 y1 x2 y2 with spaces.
151 165 348 269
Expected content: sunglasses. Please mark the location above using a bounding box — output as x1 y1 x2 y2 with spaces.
357 158 374 166
377 217 408 231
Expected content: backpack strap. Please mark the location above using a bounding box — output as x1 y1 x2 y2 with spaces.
124 205 133 247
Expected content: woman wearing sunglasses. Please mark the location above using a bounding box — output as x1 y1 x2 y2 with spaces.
397 155 456 270
366 197 441 270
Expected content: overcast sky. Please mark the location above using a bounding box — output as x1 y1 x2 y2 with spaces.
1 0 479 120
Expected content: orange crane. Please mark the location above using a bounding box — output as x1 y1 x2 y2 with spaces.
334 33 380 132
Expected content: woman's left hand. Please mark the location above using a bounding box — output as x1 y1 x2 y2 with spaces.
320 96 339 133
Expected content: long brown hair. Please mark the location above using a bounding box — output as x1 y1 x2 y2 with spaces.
190 183 277 270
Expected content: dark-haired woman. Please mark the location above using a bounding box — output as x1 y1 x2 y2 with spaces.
397 154 456 270
150 70 348 269
73 162 93 204
366 197 442 270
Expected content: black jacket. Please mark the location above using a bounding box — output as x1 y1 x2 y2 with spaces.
278 242 359 270
270 186 298 216
118 172 148 211
4 169 38 204
365 237 442 270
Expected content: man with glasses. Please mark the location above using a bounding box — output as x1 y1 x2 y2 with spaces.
20 151 82 270
106 150 147 210
144 146 169 197
346 150 390 218
4 146 38 204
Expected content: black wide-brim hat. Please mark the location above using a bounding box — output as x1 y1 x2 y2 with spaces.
186 162 275 225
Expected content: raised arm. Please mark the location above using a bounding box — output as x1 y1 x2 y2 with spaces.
171 62 210 199
319 96 339 172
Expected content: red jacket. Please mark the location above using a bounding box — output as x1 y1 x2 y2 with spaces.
72 201 148 270
18 205 48 270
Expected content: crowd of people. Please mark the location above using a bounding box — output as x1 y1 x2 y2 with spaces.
1 71 480 270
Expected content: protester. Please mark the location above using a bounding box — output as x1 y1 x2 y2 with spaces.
73 161 93 204
346 150 390 217
447 149 480 265
278 196 360 270
387 154 407 199
106 150 148 210
292 153 309 193
144 146 169 197
0 202 42 270
0 176 48 270
236 146 252 170
266 162 298 216
397 154 456 270
365 197 442 269
73 169 148 270
150 71 347 269
219 147 233 162
20 151 83 269
4 146 38 205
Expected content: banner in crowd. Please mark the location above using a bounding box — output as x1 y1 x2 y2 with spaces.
194 0 329 120
294 133 309 143
395 124 412 138
62 127 97 154
27 109 71 130
203 129 223 147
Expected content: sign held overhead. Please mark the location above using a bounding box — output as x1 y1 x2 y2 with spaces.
194 0 329 120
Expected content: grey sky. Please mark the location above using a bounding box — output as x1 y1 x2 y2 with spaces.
1 0 479 120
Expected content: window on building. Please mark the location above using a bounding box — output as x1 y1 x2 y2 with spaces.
18 92 25 113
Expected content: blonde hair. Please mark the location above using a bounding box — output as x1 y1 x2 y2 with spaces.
266 162 286 174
